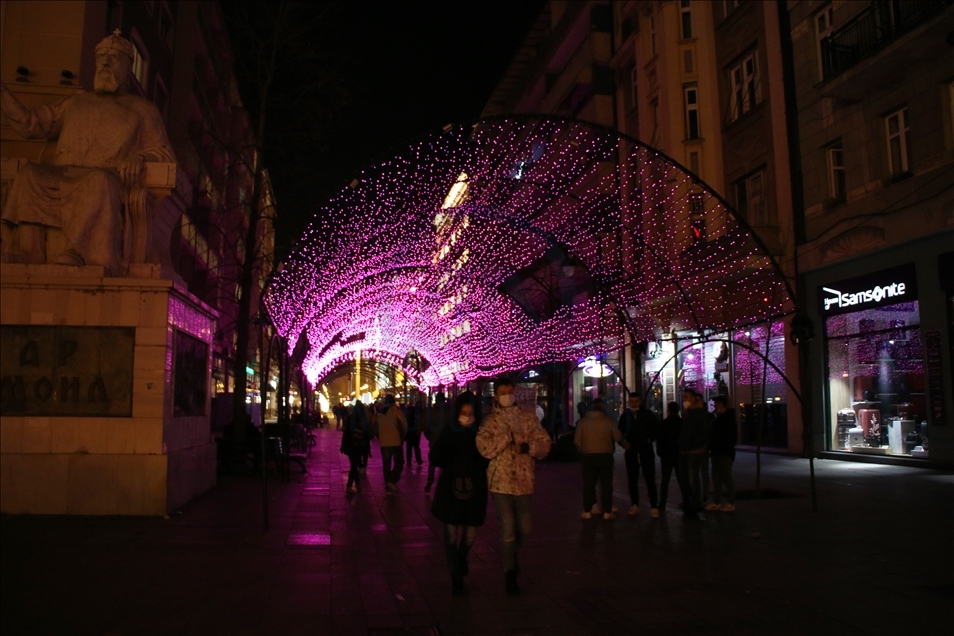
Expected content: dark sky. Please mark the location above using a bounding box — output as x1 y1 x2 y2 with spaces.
224 0 544 256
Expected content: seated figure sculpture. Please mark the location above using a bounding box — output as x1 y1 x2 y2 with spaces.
0 30 175 274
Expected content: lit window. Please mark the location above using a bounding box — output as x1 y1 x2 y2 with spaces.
885 107 911 175
684 85 700 140
815 5 834 80
729 50 761 122
825 140 846 202
130 34 149 91
680 1 693 39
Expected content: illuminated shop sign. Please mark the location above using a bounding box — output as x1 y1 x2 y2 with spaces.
818 263 918 315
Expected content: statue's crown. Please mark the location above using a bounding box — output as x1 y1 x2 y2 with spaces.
95 29 135 60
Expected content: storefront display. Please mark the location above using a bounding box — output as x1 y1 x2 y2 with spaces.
821 264 929 458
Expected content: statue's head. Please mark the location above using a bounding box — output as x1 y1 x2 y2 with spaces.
94 30 134 93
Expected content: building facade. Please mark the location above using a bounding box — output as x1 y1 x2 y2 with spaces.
788 0 954 465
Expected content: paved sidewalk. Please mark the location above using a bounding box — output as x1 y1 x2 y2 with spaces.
2 427 952 636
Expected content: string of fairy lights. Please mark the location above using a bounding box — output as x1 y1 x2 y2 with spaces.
266 117 792 387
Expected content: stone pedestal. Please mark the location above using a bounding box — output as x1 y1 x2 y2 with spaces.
0 263 217 515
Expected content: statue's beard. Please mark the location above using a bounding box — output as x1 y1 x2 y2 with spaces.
94 68 123 93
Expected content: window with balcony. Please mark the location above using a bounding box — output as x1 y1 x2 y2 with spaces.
815 5 834 80
826 140 846 204
736 170 772 226
684 85 700 140
729 50 761 122
885 107 911 177
680 1 693 39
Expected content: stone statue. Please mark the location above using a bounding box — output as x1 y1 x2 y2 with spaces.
0 30 175 274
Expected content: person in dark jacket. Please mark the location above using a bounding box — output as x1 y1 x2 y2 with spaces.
706 395 737 512
617 394 660 517
677 389 711 520
403 400 423 466
431 391 488 595
340 400 371 494
656 401 682 513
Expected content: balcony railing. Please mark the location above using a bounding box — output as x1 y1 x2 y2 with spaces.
820 0 951 81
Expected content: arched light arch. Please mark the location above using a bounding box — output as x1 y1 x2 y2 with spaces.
267 116 794 387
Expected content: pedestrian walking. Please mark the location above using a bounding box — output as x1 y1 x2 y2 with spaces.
618 393 660 517
575 397 625 520
476 377 551 596
375 394 408 493
707 395 737 512
656 401 682 513
431 392 488 595
677 389 711 520
340 400 371 494
404 399 423 466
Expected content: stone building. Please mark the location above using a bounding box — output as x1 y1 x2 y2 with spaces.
788 0 954 465
0 0 275 513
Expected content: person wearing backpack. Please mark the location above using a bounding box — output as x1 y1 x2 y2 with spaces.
341 400 371 494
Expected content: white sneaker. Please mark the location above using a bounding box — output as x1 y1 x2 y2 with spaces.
580 512 593 520
651 508 660 518
591 503 602 514
705 503 721 511
628 505 640 516
603 512 617 520
719 503 736 512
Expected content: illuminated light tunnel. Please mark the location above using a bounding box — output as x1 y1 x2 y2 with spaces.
266 116 794 388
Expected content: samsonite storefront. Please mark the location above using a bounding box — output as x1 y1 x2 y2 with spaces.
803 230 953 466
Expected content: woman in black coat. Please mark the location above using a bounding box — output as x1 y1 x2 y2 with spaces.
341 401 371 494
430 391 488 595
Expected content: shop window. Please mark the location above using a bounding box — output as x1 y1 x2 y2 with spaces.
825 302 927 456
885 107 911 176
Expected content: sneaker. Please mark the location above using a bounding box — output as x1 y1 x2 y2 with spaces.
628 505 640 516
580 512 593 520
705 503 721 511
424 480 433 493
603 512 617 520
651 508 660 518
591 503 602 514
719 503 736 512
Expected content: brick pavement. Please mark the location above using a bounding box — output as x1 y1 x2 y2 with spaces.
2 426 952 635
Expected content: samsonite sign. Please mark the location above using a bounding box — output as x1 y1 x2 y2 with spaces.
818 263 918 315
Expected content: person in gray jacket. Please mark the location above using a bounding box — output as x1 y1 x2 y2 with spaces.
575 398 627 520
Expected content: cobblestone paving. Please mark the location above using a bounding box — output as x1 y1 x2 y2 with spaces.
2 427 952 635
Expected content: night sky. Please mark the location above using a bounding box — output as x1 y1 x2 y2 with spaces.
224 0 544 258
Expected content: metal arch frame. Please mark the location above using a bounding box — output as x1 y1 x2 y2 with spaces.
268 114 797 389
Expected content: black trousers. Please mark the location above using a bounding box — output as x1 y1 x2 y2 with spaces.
405 431 422 464
581 453 614 512
624 447 658 507
658 454 678 508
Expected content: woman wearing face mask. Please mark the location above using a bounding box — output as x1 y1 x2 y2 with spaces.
430 391 488 595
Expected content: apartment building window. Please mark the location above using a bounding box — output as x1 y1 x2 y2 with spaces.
130 32 150 92
729 50 761 122
684 85 700 140
649 15 657 56
885 107 911 176
815 5 834 81
826 140 846 203
680 1 693 39
736 170 771 226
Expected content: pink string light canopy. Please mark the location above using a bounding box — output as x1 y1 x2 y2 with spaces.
266 116 793 387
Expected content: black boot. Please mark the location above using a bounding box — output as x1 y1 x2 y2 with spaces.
505 569 520 596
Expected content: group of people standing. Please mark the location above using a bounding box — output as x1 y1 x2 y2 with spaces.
573 388 738 521
338 379 550 597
